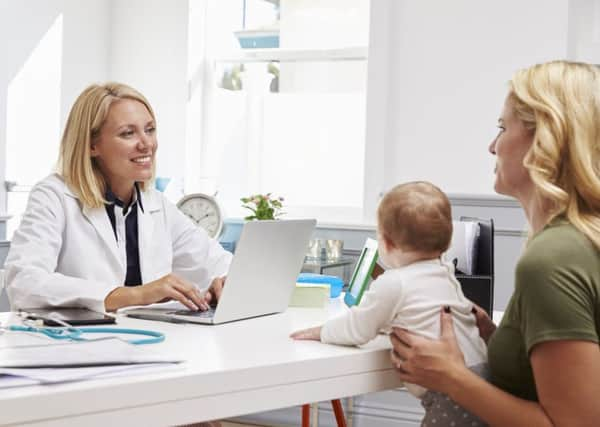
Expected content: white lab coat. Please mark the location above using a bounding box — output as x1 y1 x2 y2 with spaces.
5 174 232 312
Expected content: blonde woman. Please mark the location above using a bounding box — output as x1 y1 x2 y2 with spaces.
390 60 600 426
5 83 231 312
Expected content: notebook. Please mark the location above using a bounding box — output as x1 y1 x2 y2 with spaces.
125 219 316 324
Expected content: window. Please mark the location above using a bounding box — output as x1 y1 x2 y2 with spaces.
187 0 370 223
5 15 63 238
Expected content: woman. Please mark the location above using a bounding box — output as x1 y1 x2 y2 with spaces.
390 60 600 426
5 82 232 313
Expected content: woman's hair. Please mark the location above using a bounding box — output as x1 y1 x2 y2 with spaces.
509 60 600 249
377 181 453 255
57 82 156 208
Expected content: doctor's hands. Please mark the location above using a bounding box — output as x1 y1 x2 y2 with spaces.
204 276 226 307
138 274 211 311
104 273 210 312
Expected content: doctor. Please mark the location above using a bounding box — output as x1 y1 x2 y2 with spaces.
5 82 232 313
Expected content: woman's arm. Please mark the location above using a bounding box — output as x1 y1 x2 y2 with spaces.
529 339 600 427
391 310 600 427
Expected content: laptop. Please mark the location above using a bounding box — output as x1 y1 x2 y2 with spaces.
125 219 316 324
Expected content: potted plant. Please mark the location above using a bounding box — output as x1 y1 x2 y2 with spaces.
240 193 284 220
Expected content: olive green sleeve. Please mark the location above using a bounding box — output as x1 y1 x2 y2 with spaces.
516 253 598 354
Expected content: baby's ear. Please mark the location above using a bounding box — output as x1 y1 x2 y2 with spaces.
382 233 397 251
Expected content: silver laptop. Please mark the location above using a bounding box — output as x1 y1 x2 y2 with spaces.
125 219 316 324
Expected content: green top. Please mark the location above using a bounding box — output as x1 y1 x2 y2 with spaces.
488 220 600 401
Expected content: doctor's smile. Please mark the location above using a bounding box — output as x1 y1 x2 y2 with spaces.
91 97 158 203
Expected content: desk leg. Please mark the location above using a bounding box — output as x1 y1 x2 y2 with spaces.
302 404 310 427
311 402 319 427
346 397 353 427
331 399 347 427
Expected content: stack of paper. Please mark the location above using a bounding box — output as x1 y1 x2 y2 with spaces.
0 338 183 389
444 220 480 275
0 338 182 368
0 363 182 389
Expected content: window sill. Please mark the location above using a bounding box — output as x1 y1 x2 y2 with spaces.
215 46 368 63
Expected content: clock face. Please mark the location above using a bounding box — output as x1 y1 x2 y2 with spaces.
177 194 223 239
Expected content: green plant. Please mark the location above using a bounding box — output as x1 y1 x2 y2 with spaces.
240 193 284 220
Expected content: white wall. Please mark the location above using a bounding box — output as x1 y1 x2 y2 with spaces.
0 0 110 210
110 0 189 195
363 0 570 222
568 0 600 63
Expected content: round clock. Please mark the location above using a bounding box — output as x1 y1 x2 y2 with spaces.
176 193 224 239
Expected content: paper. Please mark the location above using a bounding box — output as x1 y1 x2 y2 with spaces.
289 283 330 308
0 363 183 389
0 337 183 368
444 221 480 275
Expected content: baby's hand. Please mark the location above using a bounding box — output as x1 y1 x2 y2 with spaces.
290 326 322 341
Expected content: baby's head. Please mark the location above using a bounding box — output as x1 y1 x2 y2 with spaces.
377 181 452 267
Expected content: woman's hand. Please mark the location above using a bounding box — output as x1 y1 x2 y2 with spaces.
104 273 210 312
290 326 322 341
204 276 226 307
390 308 468 395
138 274 210 311
472 303 496 343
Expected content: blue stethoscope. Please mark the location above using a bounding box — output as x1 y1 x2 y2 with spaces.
8 325 165 345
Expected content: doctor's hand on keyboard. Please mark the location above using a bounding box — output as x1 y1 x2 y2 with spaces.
104 273 211 312
205 276 227 307
140 274 211 311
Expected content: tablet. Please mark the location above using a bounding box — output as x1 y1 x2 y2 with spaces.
344 238 378 307
22 308 116 326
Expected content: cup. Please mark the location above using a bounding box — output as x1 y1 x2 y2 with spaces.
306 239 324 260
325 239 343 260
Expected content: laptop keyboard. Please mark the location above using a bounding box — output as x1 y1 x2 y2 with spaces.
171 307 216 318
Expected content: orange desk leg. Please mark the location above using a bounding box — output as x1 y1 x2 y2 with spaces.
302 400 347 427
331 399 347 427
302 404 310 427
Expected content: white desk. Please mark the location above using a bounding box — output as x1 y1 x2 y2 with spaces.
0 299 402 427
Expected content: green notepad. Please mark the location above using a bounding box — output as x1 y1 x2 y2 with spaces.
289 283 330 308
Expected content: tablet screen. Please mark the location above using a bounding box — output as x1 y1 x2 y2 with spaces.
345 238 378 306
350 246 377 298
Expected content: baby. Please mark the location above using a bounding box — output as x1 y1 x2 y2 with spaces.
291 181 488 426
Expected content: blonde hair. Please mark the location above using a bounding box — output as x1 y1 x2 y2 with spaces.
57 82 156 208
377 181 452 254
509 60 600 249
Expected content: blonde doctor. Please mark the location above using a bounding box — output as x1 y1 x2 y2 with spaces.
5 82 232 313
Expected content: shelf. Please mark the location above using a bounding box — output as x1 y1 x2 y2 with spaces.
215 46 368 63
